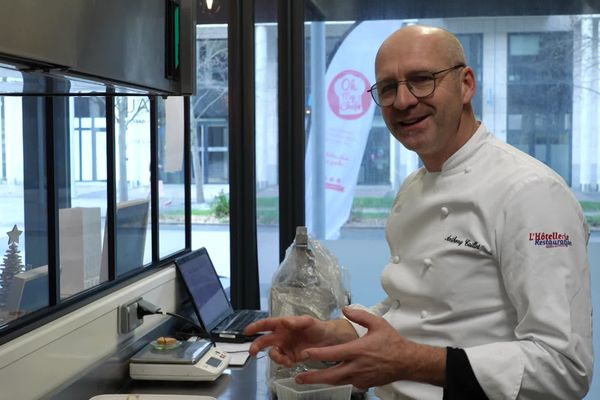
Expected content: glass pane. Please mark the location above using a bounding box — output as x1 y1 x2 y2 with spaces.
158 96 185 258
255 7 279 309
0 96 49 323
62 97 108 298
207 125 228 147
507 31 572 183
207 150 228 183
114 96 152 277
304 18 388 307
191 25 231 279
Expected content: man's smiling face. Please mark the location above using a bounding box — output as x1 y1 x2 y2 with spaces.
375 26 475 170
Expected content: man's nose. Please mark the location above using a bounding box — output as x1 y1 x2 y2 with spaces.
393 83 419 110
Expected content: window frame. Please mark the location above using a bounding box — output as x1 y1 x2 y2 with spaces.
0 94 192 344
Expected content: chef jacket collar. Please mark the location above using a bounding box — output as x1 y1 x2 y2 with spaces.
437 121 489 174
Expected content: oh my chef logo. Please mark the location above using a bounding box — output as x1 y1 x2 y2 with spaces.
528 231 572 248
327 70 372 120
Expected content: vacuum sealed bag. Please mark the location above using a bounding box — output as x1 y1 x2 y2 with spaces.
268 226 349 388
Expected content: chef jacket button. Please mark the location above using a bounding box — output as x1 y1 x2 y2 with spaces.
441 207 449 217
423 258 432 267
420 310 428 319
392 255 400 264
464 166 472 173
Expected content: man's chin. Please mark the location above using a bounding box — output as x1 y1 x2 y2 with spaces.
394 132 424 151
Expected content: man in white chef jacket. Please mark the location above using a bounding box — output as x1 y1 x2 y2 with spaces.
246 25 593 399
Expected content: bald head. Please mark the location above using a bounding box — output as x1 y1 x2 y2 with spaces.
372 24 478 171
376 25 467 74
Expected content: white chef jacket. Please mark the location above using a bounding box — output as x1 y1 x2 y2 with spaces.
349 123 593 399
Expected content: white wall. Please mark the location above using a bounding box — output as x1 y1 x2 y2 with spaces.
0 266 182 400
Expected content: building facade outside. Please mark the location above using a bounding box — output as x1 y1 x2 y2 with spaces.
1 15 599 222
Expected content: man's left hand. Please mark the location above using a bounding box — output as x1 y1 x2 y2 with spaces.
294 307 446 390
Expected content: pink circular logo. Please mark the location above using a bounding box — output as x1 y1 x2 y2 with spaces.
327 70 372 120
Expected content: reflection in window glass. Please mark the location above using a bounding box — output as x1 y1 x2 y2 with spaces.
114 96 152 276
158 97 185 258
0 96 48 323
61 97 108 298
191 25 231 279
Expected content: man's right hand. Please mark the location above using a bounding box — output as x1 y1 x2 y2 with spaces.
244 315 357 367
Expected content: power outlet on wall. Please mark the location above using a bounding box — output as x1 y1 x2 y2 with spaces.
119 298 143 334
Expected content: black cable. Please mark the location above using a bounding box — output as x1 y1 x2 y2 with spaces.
136 299 161 318
163 311 206 336
135 299 209 338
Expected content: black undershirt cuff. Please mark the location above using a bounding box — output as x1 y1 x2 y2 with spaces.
443 346 489 400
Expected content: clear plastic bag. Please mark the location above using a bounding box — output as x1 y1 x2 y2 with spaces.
268 226 349 389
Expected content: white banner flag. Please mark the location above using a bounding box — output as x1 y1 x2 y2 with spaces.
306 21 402 239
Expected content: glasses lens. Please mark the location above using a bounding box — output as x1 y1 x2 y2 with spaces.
407 76 435 98
371 78 436 106
372 81 397 106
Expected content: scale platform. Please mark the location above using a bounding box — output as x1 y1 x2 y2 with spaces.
129 339 230 381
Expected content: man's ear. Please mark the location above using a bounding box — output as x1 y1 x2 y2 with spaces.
461 66 476 104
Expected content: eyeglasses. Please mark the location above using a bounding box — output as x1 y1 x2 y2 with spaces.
368 64 466 107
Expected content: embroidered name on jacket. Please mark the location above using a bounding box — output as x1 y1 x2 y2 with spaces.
528 232 572 248
445 235 492 255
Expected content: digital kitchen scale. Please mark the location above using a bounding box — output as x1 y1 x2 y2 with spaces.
129 339 230 381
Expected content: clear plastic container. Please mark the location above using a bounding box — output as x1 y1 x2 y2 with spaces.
274 378 352 400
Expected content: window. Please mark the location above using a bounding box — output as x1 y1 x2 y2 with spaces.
114 96 153 274
357 125 390 185
65 96 108 296
73 98 107 182
158 97 186 258
0 0 201 348
190 26 231 279
0 91 186 336
0 96 47 322
201 124 229 184
255 15 280 308
457 33 483 118
507 32 573 183
194 37 230 182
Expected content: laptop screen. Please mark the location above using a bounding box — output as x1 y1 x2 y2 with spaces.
176 248 233 331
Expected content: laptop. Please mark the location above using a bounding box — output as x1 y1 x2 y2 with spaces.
175 248 268 343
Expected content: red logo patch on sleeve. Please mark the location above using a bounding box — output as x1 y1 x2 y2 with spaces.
528 232 572 248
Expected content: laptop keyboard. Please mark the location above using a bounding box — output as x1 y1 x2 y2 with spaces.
228 310 268 331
